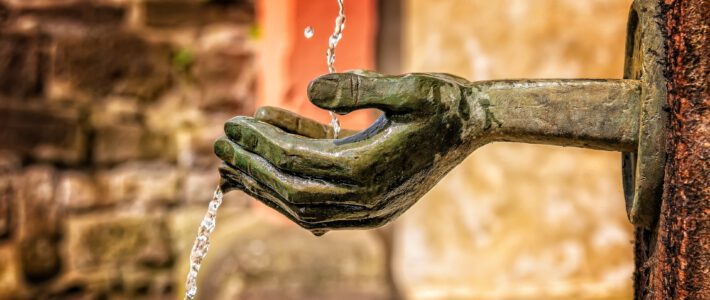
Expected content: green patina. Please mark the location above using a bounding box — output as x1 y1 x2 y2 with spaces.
214 71 644 234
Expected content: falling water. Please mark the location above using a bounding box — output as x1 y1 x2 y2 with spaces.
326 0 346 138
306 0 346 138
183 187 224 300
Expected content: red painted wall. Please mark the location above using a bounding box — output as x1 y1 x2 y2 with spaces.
257 0 378 130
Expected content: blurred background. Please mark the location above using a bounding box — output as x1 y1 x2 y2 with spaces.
0 0 635 299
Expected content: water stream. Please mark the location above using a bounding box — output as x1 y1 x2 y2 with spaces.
326 0 346 138
307 0 346 138
183 187 223 300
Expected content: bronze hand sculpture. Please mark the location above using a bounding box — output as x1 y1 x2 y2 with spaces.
214 71 641 234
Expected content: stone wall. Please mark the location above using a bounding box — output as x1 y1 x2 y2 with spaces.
0 1 393 299
0 0 258 298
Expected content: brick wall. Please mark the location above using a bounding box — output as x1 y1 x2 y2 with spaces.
0 0 257 298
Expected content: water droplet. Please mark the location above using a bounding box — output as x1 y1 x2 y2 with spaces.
304 26 314 39
311 229 329 237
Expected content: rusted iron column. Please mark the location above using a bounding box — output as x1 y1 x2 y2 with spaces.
634 0 710 299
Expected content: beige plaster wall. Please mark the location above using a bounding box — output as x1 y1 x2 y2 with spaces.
394 1 635 299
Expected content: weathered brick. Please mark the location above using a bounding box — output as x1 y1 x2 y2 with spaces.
15 2 125 30
0 246 25 298
19 235 62 283
53 31 172 99
0 104 85 164
144 0 254 28
0 151 20 174
192 47 255 111
92 124 169 165
0 174 13 240
97 162 180 207
89 96 140 128
65 214 173 271
56 171 98 211
16 166 58 237
0 32 47 98
0 2 9 25
87 96 175 164
16 166 61 282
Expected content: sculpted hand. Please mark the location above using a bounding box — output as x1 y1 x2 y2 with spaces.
214 72 484 233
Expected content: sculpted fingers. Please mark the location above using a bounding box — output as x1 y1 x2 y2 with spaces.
218 164 388 226
224 116 374 181
214 137 366 207
254 106 357 139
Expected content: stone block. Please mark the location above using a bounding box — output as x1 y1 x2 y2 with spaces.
16 166 62 282
65 214 173 271
0 175 13 239
0 3 8 25
56 171 98 211
144 0 254 28
89 96 140 128
16 166 58 237
0 104 85 164
0 151 21 174
192 46 255 111
5 2 125 43
19 235 62 283
92 123 141 165
88 96 175 164
15 2 125 30
53 31 171 99
92 124 169 165
0 32 46 98
0 246 25 298
97 162 180 207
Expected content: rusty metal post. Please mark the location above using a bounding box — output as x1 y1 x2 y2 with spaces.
633 0 710 299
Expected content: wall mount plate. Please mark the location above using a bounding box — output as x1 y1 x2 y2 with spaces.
621 0 669 228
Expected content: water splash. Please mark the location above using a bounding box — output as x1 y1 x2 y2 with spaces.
326 0 345 138
183 187 224 300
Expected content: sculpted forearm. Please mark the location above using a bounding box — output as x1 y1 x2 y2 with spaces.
463 79 640 152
